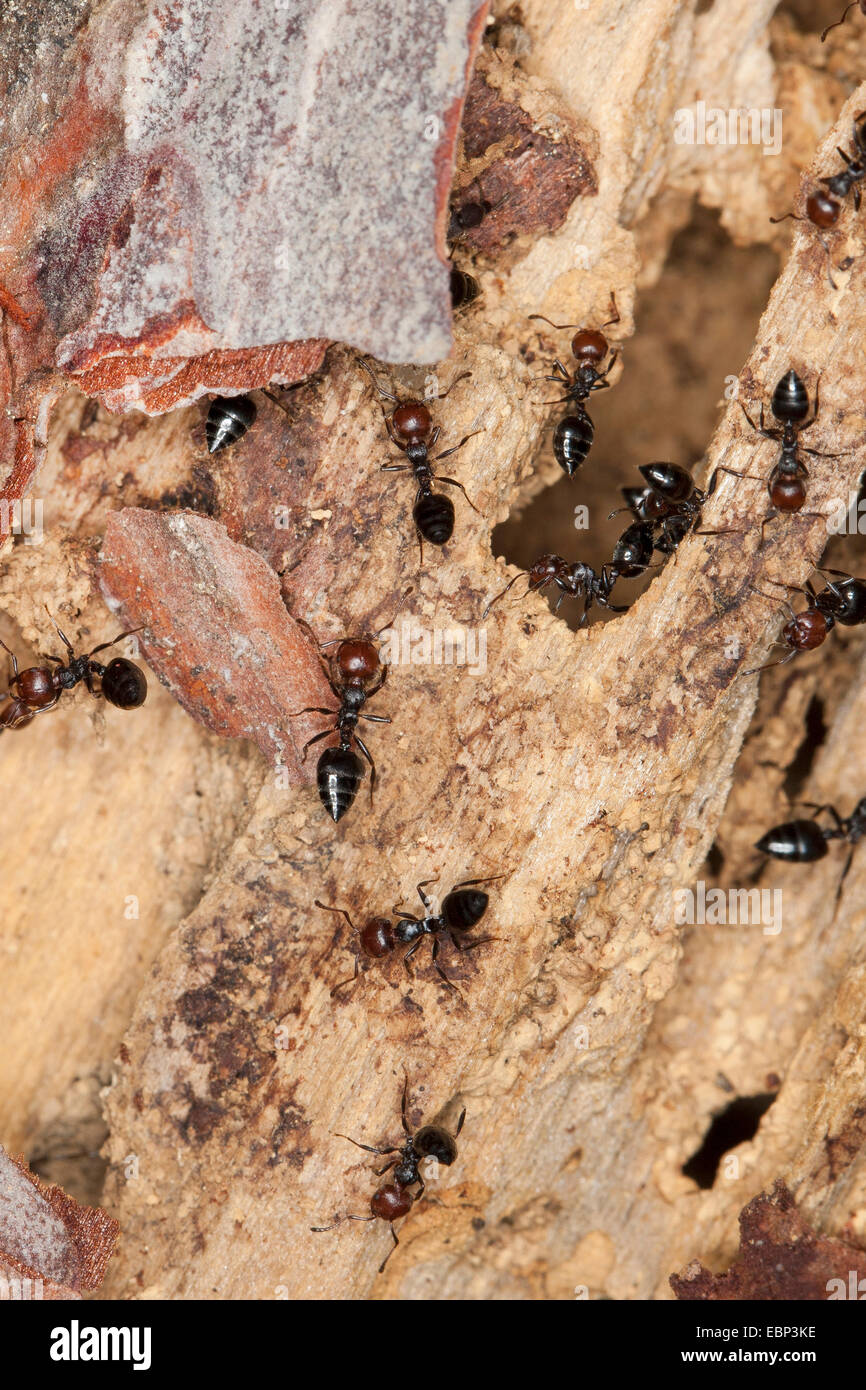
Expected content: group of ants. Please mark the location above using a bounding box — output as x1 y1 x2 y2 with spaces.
5 15 866 1273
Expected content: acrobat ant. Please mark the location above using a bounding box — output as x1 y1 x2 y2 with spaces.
359 359 483 557
745 570 866 673
822 2 866 43
292 607 407 824
0 617 146 729
450 266 481 308
529 294 621 476
311 1075 466 1274
610 520 657 578
734 370 844 543
771 115 866 281
756 795 866 897
482 554 627 625
317 874 503 995
204 386 297 454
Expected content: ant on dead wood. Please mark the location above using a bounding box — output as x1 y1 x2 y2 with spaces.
615 462 727 554
745 570 866 674
733 370 845 544
756 795 866 898
311 1074 465 1274
204 386 297 453
821 2 866 42
0 617 146 729
450 265 481 308
317 874 503 996
292 596 409 823
529 294 621 476
482 554 628 625
771 114 866 281
359 359 483 558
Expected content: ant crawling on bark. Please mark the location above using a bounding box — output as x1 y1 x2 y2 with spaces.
821 2 866 43
744 569 866 674
292 594 409 823
311 1074 466 1274
359 359 483 558
204 386 298 454
771 114 866 283
317 873 503 996
756 794 866 899
529 293 621 476
0 615 146 730
482 554 628 625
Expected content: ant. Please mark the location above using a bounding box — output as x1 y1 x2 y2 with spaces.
0 617 146 729
627 462 727 552
734 370 844 543
618 486 690 555
771 115 866 282
317 874 503 995
359 359 483 558
529 294 621 476
311 1075 466 1274
756 795 866 897
745 570 866 673
292 597 408 823
205 386 296 453
482 554 628 625
821 2 866 42
450 266 481 308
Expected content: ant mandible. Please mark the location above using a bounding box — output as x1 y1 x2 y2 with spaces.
359 359 483 559
292 596 409 823
311 1074 466 1274
317 873 503 995
0 616 146 729
482 554 628 625
822 3 866 43
529 293 621 476
735 370 845 543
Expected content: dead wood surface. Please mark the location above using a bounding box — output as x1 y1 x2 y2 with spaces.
2 0 866 1301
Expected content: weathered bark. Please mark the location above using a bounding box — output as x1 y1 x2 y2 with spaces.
2 0 866 1301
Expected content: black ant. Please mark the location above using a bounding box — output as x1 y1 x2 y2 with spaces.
204 386 296 453
733 370 845 543
482 554 628 625
317 874 503 995
822 2 866 42
529 294 621 476
292 598 408 823
359 360 483 558
745 570 866 673
623 462 726 552
450 265 481 308
311 1075 466 1274
0 617 146 729
771 115 866 282
617 486 691 556
756 795 866 898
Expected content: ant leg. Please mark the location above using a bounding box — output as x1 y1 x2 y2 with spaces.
415 878 438 910
742 648 799 677
86 627 146 658
0 636 20 680
299 727 336 761
453 1108 466 1140
378 1225 400 1274
330 959 361 997
601 292 620 329
435 475 480 515
360 713 391 724
400 1072 412 1136
430 937 460 994
43 608 75 658
528 313 580 331
800 802 846 833
835 848 856 904
315 900 357 932
332 1133 400 1158
450 874 506 890
450 933 501 952
821 2 857 39
380 463 408 472
292 705 336 717
354 734 377 803
435 428 484 462
374 587 413 638
358 357 399 403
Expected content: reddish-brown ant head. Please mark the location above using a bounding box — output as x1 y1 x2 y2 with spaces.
370 1183 413 1222
360 918 395 958
527 554 564 589
806 190 841 228
391 401 432 443
571 329 608 365
784 609 828 652
336 639 381 686
15 666 57 707
769 475 807 512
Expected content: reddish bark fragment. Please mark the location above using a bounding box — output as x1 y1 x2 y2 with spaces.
100 509 335 773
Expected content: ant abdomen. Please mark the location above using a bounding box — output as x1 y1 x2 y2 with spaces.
360 918 395 958
755 819 829 862
441 888 489 931
370 1185 413 1221
769 475 807 512
318 747 365 823
101 657 147 709
412 1126 458 1167
771 370 810 423
205 395 257 454
413 491 455 546
553 414 593 476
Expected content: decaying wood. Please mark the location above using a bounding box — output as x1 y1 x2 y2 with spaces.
2 0 866 1301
